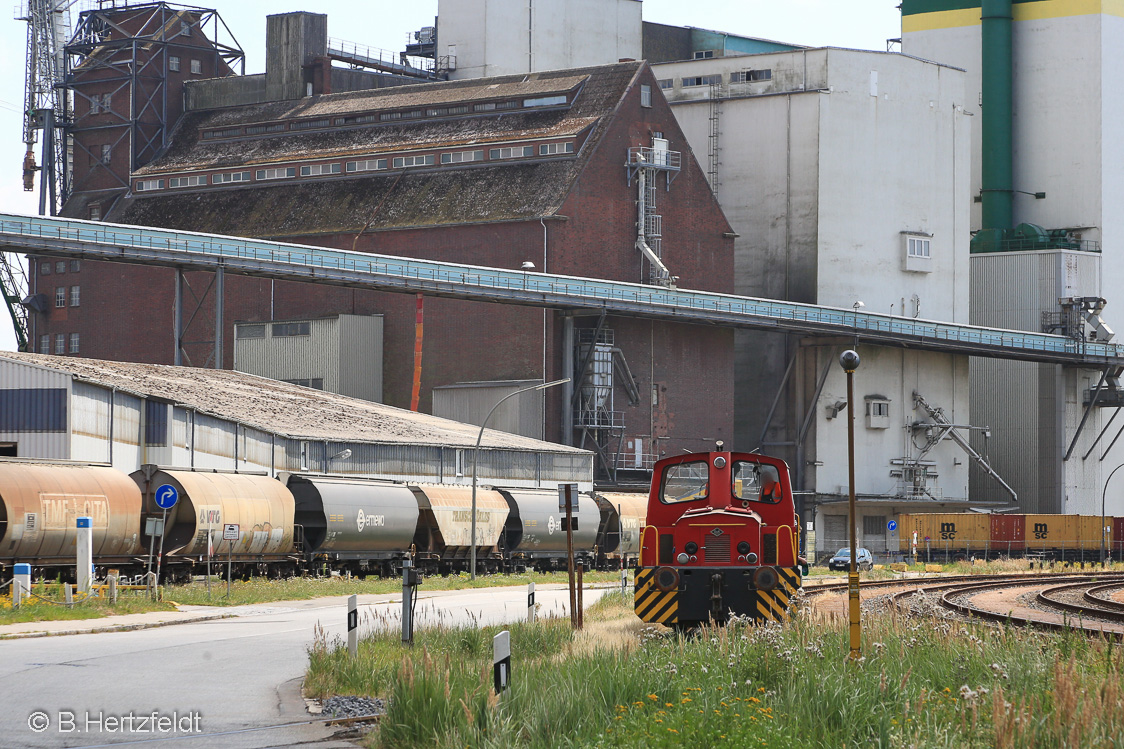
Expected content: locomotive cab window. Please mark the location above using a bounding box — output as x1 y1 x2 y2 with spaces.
732 462 782 503
661 460 709 503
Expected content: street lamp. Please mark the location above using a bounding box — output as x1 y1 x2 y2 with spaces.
1101 463 1124 567
470 377 570 579
839 348 862 660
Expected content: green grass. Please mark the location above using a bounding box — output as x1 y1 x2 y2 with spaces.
165 570 626 607
0 582 172 626
307 591 1124 748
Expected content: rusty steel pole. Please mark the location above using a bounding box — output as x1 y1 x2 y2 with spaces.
840 349 862 661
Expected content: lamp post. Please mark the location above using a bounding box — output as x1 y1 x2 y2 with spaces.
471 378 570 580
1101 463 1124 567
839 349 862 660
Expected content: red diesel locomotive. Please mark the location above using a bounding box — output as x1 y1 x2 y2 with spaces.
634 448 804 628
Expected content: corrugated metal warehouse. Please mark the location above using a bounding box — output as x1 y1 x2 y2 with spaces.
0 352 594 489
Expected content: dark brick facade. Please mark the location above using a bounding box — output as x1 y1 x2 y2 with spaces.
44 61 736 469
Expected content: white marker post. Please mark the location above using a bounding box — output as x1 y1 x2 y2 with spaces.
12 563 31 607
493 630 511 695
76 516 93 595
347 594 358 658
527 581 535 623
401 559 414 646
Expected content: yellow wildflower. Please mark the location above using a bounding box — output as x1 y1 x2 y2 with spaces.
648 694 659 701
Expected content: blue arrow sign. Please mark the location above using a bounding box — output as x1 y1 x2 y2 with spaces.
155 484 179 510
887 520 898 532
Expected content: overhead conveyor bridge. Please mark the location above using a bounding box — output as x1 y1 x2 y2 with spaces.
2 212 1123 367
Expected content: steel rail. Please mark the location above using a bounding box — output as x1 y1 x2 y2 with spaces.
3 213 1124 366
1037 580 1124 619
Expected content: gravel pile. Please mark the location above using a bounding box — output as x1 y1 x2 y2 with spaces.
322 695 386 719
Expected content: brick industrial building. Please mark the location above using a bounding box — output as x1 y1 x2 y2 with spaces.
29 8 736 480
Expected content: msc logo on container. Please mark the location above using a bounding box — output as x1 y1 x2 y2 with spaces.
940 522 957 540
1033 522 1049 539
356 509 386 532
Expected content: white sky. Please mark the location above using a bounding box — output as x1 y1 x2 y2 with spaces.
0 0 903 353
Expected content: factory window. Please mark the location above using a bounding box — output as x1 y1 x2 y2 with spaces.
255 167 297 181
300 163 342 176
345 159 387 173
282 378 324 390
70 260 80 272
55 287 65 308
866 398 891 429
39 334 49 354
40 262 50 275
54 334 65 354
440 149 484 164
88 205 101 221
100 145 112 164
90 95 99 115
180 21 191 37
190 59 201 75
402 110 422 119
335 114 376 126
682 75 722 87
694 49 716 59
102 93 112 112
863 515 886 537
640 84 652 107
169 175 206 188
55 261 66 274
656 78 673 90
474 102 496 112
489 146 534 160
731 69 772 83
426 105 468 117
145 400 168 445
523 95 567 108
202 128 242 139
272 321 311 337
69 333 79 354
245 123 287 135
134 179 164 192
290 118 331 131
903 233 933 273
169 55 180 72
495 100 520 110
213 171 251 184
236 324 265 339
392 154 435 168
539 142 574 156
907 236 931 258
70 286 79 306
380 111 402 121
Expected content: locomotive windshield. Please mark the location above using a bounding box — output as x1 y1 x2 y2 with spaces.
660 460 709 503
732 462 782 504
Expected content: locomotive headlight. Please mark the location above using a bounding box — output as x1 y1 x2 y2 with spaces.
737 541 751 555
685 541 698 555
677 552 690 564
746 552 758 564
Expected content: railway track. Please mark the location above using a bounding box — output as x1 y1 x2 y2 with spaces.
806 571 1124 638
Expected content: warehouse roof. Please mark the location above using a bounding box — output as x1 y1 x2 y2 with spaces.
112 61 644 234
0 353 587 454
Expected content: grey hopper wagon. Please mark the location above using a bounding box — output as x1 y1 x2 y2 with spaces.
288 474 419 565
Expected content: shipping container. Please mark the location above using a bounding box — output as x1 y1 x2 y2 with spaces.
989 513 1025 554
897 513 990 556
1114 517 1124 557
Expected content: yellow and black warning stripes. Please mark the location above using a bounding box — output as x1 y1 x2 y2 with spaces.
634 568 678 624
755 566 802 623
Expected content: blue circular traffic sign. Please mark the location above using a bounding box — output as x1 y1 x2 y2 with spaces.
154 484 179 510
887 520 898 532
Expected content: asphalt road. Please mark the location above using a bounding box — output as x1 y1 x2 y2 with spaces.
0 584 608 749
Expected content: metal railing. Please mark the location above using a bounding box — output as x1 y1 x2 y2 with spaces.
4 213 1124 366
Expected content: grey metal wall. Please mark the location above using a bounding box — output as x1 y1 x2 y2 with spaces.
0 358 70 460
234 315 383 403
432 380 544 440
969 250 1101 512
